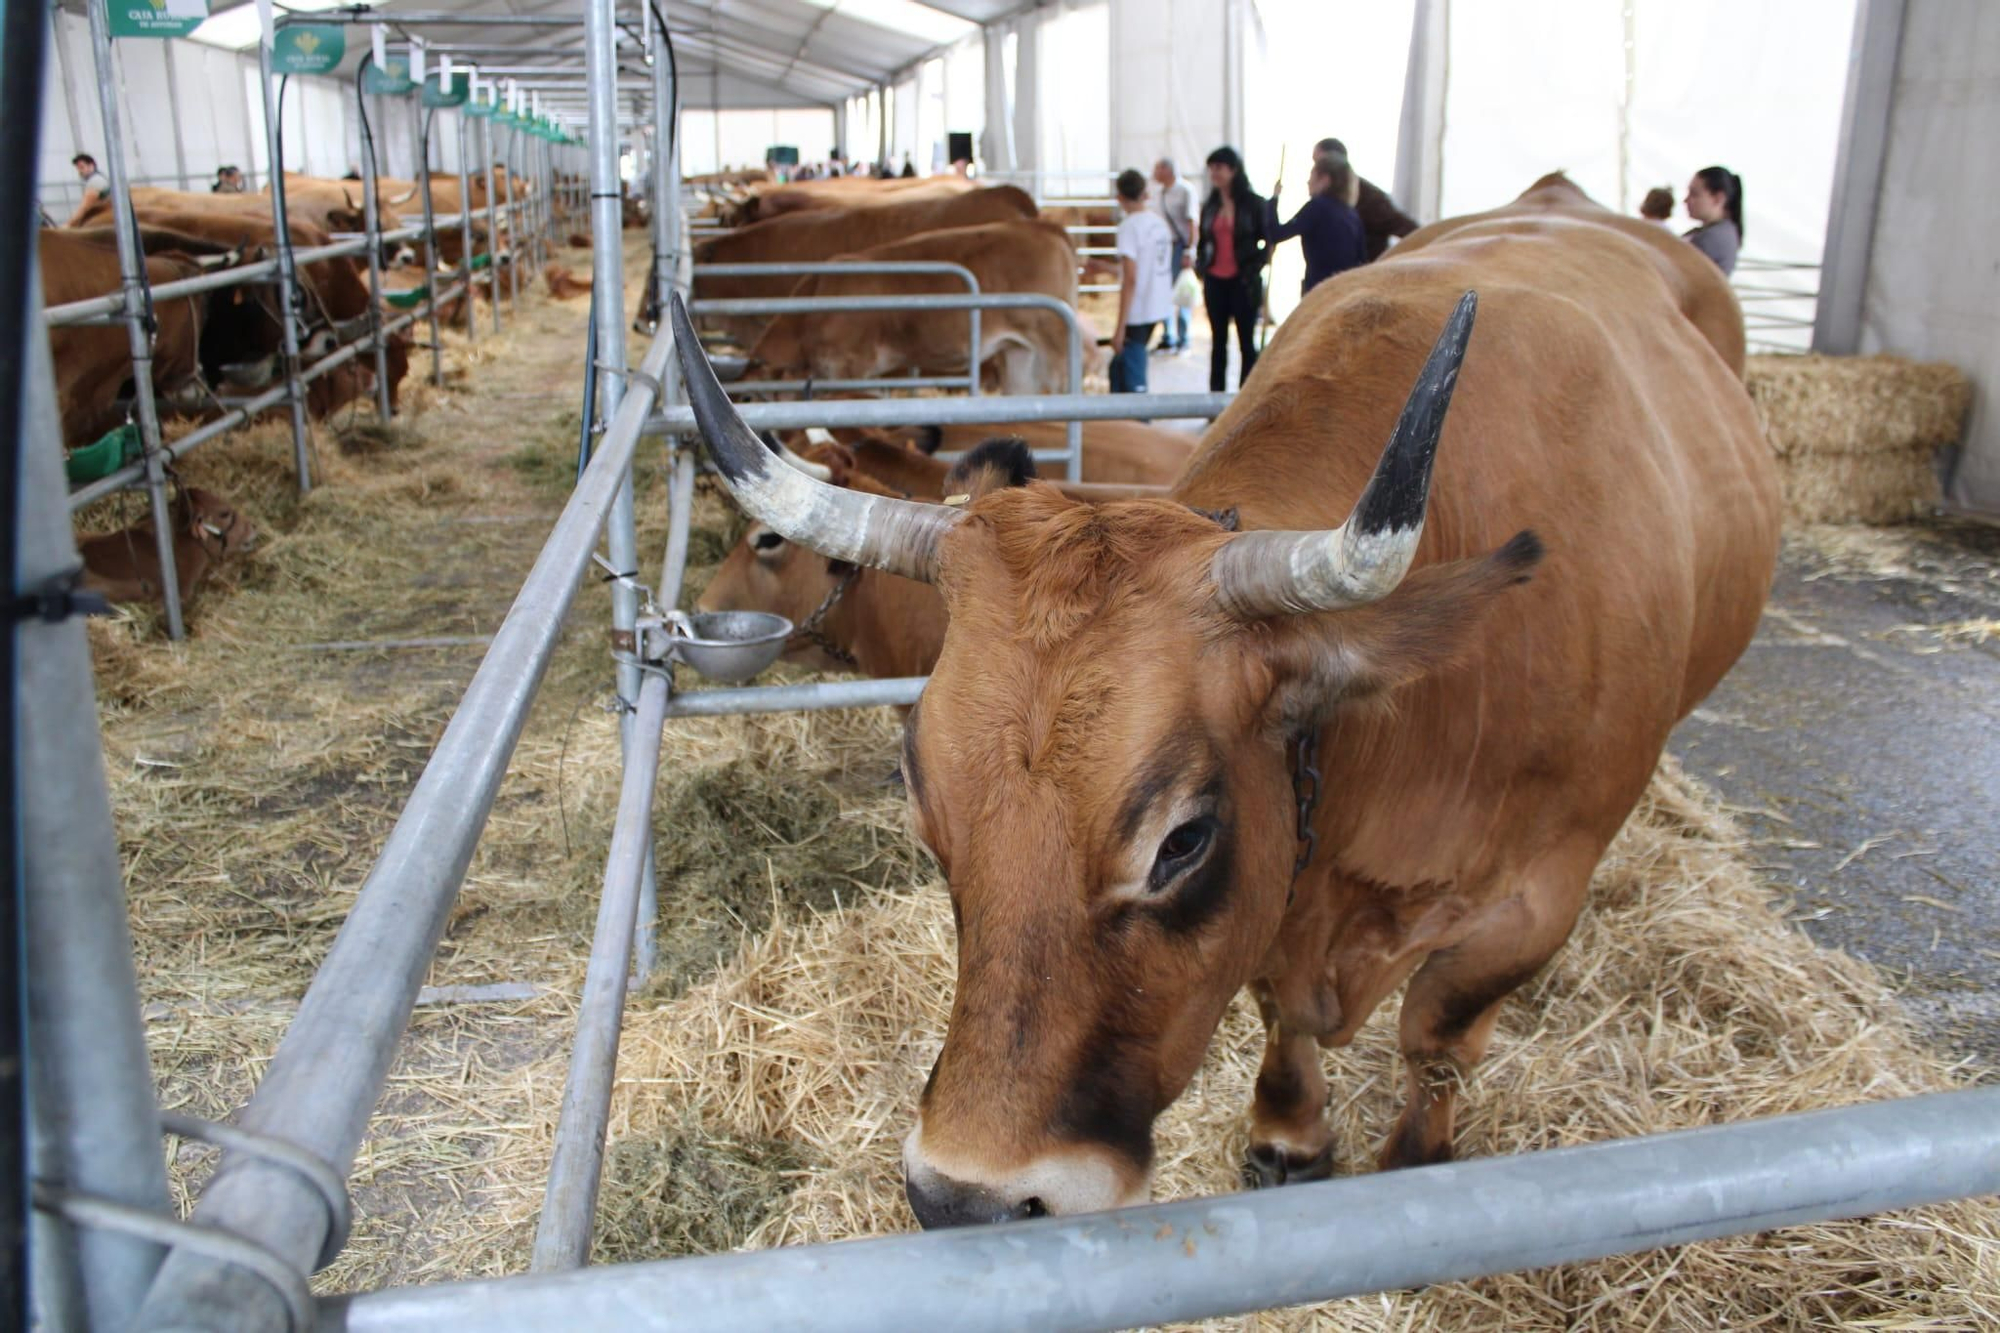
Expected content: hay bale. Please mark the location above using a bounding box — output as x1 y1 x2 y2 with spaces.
469 757 1999 1328
1746 353 1970 526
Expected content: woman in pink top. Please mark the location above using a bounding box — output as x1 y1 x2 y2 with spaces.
1195 146 1271 392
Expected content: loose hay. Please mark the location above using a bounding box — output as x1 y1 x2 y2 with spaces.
1746 354 1972 526
466 757 1996 1329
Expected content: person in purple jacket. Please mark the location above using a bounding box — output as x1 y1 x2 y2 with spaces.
1265 154 1367 297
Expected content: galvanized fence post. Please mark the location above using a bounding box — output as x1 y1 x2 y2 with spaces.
84 0 187 639
455 106 477 345
19 242 175 1333
255 0 314 494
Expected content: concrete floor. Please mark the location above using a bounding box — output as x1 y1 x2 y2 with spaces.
1135 325 1997 1063
1673 520 2000 1063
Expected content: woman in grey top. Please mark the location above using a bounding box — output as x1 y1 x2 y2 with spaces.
1682 166 1743 276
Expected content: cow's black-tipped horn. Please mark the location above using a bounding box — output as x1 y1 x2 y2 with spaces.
1211 291 1477 619
669 294 959 583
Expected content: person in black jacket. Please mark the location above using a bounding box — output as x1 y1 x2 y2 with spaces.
1267 154 1366 296
1194 146 1271 392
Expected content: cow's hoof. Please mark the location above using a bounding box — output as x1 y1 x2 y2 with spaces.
1241 1139 1336 1190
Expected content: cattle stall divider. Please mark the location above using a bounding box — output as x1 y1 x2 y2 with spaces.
47 5 551 636
687 292 1090 472
20 1 2000 1327
691 260 983 397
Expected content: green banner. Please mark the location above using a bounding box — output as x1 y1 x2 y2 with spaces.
464 97 494 119
420 72 470 108
273 24 343 75
107 0 210 39
494 109 520 129
362 58 415 96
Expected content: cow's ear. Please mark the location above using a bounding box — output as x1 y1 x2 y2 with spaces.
812 442 858 487
942 436 1035 500
1255 532 1542 729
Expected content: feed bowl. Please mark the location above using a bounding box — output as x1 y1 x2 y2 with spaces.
670 610 791 682
221 357 277 390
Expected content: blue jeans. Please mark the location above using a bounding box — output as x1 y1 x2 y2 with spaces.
1110 323 1155 393
1164 238 1189 347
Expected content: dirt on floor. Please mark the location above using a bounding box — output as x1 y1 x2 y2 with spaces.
82 246 1997 1323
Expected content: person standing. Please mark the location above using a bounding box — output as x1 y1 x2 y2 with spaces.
1150 157 1194 352
1639 186 1674 225
1682 166 1743 275
213 165 247 193
1312 137 1416 261
1267 155 1366 296
65 153 110 226
1110 168 1174 394
1195 146 1271 392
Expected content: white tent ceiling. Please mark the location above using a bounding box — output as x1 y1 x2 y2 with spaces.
165 0 1015 109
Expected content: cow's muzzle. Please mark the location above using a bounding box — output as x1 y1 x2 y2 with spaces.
900 1124 1145 1229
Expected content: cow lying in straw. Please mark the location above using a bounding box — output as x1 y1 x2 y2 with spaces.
79 486 258 608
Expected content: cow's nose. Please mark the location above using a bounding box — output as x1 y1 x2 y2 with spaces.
904 1168 1046 1230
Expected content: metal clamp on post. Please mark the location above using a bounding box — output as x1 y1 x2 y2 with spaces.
10 565 111 623
159 1111 353 1271
33 1183 315 1333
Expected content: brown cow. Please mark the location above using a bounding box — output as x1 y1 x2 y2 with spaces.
79 486 258 606
118 208 406 416
668 164 1780 1226
744 220 1083 395
860 419 1196 486
739 174 976 225
699 429 1190 679
1396 171 1746 376
691 185 1038 344
41 228 217 446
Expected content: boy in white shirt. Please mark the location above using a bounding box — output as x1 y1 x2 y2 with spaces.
1110 167 1174 393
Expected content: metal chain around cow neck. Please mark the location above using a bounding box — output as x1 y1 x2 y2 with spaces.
786 563 862 668
1288 728 1322 897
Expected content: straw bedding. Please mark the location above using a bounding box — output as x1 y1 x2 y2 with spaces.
1745 353 1971 526
85 242 1996 1323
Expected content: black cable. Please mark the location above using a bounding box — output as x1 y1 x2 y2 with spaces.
0 2 50 1326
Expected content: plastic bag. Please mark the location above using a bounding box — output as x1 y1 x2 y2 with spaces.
1172 265 1199 309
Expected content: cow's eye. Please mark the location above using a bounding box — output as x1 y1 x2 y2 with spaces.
752 530 786 553
1149 817 1215 889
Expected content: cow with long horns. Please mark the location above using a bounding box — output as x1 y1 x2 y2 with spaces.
667 176 1779 1227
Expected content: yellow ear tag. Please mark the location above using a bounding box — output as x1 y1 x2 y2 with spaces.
944 493 971 507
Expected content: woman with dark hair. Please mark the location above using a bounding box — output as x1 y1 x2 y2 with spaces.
1267 154 1366 296
1682 166 1743 275
1195 146 1272 391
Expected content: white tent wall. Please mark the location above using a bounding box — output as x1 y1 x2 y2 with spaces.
1242 0 1414 326
39 7 371 217
678 107 838 175
1110 0 1235 189
1846 0 2000 514
1034 0 1111 196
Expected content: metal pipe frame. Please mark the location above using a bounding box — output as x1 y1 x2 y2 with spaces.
326 1086 2000 1333
453 111 476 346
126 326 679 1331
63 275 474 511
694 260 982 396
648 390 1234 436
412 43 445 389
359 54 393 420
689 291 1084 468
20 220 176 1333
255 0 314 495
84 0 187 638
481 113 503 334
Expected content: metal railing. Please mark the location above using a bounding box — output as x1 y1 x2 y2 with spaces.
48 6 547 638
691 260 983 397
1734 258 1821 355
688 291 1091 472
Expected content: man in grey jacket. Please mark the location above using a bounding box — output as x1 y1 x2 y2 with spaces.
1150 158 1194 352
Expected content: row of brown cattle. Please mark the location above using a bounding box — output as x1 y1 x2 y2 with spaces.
677 172 1781 1227
690 181 1097 393
48 168 553 447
